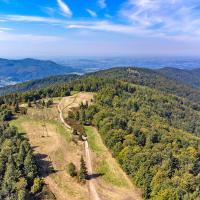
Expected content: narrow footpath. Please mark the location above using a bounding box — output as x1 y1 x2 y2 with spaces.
58 94 101 200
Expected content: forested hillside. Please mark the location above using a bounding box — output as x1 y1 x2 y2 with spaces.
0 68 199 200
0 99 55 200
74 80 200 199
0 58 81 87
1 67 200 104
0 74 79 96
157 67 200 88
89 67 200 104
0 123 41 199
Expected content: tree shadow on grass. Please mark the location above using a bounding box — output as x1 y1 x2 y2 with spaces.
35 153 58 178
87 173 104 180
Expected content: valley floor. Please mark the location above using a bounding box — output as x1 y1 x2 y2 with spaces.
11 92 142 200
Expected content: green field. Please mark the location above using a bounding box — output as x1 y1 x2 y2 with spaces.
85 126 131 188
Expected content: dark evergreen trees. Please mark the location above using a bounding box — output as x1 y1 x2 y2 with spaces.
0 124 40 199
79 156 87 182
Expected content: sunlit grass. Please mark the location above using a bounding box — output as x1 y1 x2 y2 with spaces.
85 126 130 188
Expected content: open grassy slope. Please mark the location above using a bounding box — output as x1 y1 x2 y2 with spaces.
11 105 89 200
85 126 142 200
10 93 141 200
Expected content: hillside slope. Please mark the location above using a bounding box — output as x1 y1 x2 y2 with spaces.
0 74 79 96
157 67 200 88
1 69 200 200
74 80 200 199
0 58 82 86
89 67 200 104
1 67 200 104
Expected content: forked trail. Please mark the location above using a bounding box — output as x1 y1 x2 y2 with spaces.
13 92 142 200
58 92 100 200
58 92 142 200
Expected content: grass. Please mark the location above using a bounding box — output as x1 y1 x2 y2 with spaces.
10 114 71 143
85 126 103 154
48 119 71 142
10 116 26 133
85 126 131 188
71 91 79 95
10 110 88 200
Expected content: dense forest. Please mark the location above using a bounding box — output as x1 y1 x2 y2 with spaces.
0 74 79 96
1 67 200 104
0 67 200 199
0 124 41 199
68 79 200 199
89 67 200 104
0 100 44 199
157 67 200 88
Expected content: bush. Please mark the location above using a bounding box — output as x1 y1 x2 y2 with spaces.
31 177 42 194
67 162 77 177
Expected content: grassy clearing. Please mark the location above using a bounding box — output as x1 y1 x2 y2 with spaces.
10 110 88 200
10 116 26 133
48 119 71 142
10 115 71 143
85 126 131 188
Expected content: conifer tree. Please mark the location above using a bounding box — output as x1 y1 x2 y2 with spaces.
27 100 31 107
14 101 20 113
79 156 87 181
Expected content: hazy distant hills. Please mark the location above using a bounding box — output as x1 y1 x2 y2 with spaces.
0 58 82 87
157 67 200 88
0 58 200 102
1 57 200 89
0 74 79 96
1 66 200 105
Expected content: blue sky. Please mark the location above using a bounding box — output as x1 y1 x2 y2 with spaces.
1 0 200 58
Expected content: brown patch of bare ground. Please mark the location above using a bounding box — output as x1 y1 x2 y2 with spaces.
13 103 89 199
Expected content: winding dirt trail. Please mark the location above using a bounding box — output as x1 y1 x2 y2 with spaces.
58 93 101 200
16 92 141 200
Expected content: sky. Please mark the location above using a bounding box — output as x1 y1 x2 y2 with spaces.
1 0 200 58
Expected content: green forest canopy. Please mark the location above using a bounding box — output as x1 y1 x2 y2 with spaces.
0 68 199 199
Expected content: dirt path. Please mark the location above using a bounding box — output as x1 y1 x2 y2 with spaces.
12 110 89 199
58 92 142 200
87 127 142 200
14 92 142 200
58 93 101 200
85 141 101 200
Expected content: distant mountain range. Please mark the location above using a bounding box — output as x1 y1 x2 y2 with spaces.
0 58 83 87
0 58 200 90
0 66 200 105
0 74 79 96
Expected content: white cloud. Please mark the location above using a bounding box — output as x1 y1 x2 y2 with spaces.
0 14 143 35
1 15 63 24
0 32 63 42
67 21 145 34
86 9 97 17
120 0 200 37
0 27 12 31
98 0 106 9
57 0 72 17
0 0 200 41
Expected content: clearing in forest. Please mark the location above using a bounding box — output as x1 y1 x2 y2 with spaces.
11 106 89 200
11 92 142 200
